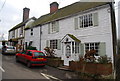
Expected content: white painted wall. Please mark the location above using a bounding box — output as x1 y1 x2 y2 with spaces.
25 5 113 62
25 27 40 50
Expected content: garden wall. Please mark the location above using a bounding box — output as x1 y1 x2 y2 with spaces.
47 58 64 67
69 61 112 75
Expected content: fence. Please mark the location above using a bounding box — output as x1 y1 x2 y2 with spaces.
69 61 112 76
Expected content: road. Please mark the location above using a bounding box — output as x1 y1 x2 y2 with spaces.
1 53 80 80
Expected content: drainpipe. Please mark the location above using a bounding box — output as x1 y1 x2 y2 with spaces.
39 25 42 51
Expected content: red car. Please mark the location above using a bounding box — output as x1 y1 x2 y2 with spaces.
16 50 47 67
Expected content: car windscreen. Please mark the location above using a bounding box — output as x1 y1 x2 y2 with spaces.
34 52 45 57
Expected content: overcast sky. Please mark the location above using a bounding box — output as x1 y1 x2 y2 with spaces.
0 0 120 40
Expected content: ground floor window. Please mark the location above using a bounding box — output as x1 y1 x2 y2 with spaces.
72 42 80 53
50 40 58 49
85 42 99 55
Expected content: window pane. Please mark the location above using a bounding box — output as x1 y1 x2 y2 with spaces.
51 21 58 33
50 40 58 49
79 13 93 28
85 43 99 55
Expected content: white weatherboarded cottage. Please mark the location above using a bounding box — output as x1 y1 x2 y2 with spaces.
24 2 116 66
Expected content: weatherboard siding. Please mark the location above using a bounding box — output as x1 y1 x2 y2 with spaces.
25 27 40 50
25 5 113 62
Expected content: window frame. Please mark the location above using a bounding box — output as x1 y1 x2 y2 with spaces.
12 30 15 38
79 13 93 28
50 40 58 49
85 42 100 55
49 21 59 34
51 22 56 33
20 27 23 35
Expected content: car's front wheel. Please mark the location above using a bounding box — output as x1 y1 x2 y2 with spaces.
27 61 31 68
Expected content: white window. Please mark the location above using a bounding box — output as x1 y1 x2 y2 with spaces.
48 21 59 34
74 12 98 30
85 43 99 55
72 42 80 53
51 22 56 33
75 42 80 53
79 13 93 28
12 30 15 38
20 27 23 35
50 40 58 49
46 39 61 50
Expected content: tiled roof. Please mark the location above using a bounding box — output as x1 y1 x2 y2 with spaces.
32 2 109 27
9 17 36 32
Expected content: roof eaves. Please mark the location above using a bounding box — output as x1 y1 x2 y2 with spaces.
9 22 24 32
33 2 109 27
9 17 37 32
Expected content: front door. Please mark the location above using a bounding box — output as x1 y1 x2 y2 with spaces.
64 43 71 66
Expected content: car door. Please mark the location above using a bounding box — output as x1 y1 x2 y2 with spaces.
24 51 33 63
19 51 27 62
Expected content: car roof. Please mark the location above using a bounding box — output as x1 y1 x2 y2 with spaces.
27 50 43 52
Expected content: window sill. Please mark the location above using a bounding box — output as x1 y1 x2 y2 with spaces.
49 31 58 34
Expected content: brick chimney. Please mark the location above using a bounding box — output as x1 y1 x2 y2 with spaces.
23 7 30 22
50 2 59 13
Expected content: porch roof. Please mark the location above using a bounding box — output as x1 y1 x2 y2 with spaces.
61 34 81 42
67 34 81 42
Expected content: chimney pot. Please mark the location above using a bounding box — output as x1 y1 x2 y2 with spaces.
50 2 59 13
23 7 30 22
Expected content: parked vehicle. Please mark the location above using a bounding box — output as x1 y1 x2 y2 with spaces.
2 46 16 54
16 50 47 67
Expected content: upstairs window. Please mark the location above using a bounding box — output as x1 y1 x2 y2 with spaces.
74 12 98 30
51 22 57 33
12 30 15 38
20 27 23 35
79 13 93 28
48 21 59 34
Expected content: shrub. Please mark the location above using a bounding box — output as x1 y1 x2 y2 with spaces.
44 47 56 58
97 55 111 64
26 46 37 50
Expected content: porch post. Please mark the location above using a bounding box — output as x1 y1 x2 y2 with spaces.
74 42 75 54
71 42 72 55
61 42 63 55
